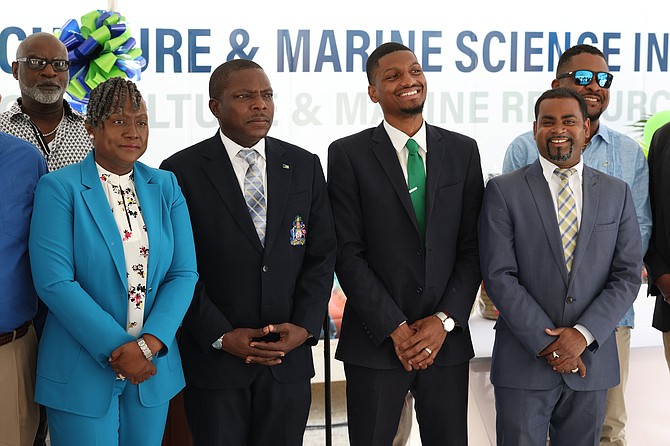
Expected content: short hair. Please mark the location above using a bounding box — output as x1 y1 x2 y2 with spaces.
209 59 263 99
534 87 588 121
86 77 143 127
366 42 413 85
556 44 607 75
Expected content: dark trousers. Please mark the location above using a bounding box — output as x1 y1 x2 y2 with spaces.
184 367 311 446
345 361 469 446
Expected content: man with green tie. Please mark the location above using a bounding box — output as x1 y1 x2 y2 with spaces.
327 42 485 446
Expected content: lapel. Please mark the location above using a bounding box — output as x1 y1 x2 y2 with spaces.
201 134 264 253
79 152 128 288
525 160 569 286
133 163 161 291
264 138 291 258
371 123 420 234
424 124 445 227
569 166 600 281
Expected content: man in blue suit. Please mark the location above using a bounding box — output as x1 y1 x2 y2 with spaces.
479 88 643 446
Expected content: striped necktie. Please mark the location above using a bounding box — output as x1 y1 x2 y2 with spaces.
554 168 579 273
406 138 426 241
238 149 267 246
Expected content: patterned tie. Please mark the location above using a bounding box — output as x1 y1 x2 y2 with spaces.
554 168 579 273
406 138 426 240
238 149 267 246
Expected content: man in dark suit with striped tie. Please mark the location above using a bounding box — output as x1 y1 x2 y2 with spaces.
327 42 485 446
161 59 336 446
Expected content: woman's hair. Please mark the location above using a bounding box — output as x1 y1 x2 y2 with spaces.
86 77 143 127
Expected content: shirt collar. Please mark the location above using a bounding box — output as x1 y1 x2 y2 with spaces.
218 129 266 161
13 98 79 121
587 122 612 147
538 155 584 183
96 162 134 186
383 120 427 154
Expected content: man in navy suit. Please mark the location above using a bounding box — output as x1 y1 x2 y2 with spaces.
161 59 336 446
328 42 484 446
479 88 643 446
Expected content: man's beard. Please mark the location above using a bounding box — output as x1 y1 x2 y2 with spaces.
19 78 65 104
545 142 574 162
401 103 425 117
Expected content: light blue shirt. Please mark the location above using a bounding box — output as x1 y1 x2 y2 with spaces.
502 124 652 328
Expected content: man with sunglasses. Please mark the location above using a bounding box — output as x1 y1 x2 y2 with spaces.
502 44 651 446
0 32 92 446
0 32 92 171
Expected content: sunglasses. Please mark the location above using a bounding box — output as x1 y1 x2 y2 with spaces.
16 57 70 72
557 70 613 89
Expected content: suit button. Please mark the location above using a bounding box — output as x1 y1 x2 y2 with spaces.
262 265 269 272
416 287 423 294
566 296 574 303
416 249 424 256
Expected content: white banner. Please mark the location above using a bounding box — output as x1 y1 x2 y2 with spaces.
1 0 668 177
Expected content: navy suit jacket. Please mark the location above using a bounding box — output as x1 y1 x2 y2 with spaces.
479 160 642 391
645 121 670 332
161 133 336 389
29 152 198 416
328 122 484 369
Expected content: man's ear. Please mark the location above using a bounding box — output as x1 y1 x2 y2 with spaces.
368 85 378 104
209 98 220 117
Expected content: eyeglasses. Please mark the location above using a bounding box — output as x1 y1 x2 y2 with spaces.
16 57 70 72
557 70 613 89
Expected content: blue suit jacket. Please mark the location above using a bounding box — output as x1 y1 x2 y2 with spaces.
479 160 642 392
29 152 198 417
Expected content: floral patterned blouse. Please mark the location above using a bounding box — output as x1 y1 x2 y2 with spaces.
97 164 149 338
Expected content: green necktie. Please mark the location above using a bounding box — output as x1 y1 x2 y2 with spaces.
406 138 426 240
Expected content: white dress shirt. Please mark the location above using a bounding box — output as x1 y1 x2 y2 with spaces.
538 156 595 347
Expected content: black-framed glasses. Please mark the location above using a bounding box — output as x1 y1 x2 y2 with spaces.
557 70 613 89
16 57 70 72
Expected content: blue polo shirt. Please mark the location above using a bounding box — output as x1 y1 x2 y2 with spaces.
0 131 46 333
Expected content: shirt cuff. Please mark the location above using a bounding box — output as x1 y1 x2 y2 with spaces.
573 324 595 347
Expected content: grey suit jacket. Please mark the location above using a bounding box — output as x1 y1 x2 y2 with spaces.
479 160 642 391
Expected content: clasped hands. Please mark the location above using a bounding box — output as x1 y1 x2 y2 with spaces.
109 334 164 385
390 315 446 372
220 323 310 366
538 327 587 378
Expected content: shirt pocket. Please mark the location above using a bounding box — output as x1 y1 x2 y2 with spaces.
1 194 33 241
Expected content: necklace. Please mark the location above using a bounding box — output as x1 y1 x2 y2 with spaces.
40 111 65 138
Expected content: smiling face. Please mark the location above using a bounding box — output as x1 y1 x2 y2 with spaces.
534 96 590 169
87 94 149 175
552 52 610 124
13 33 69 105
209 68 274 148
367 50 426 124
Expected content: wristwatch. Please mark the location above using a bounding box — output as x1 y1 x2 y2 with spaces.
212 334 225 349
435 311 456 333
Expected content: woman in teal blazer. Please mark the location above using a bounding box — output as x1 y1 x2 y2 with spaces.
29 78 198 445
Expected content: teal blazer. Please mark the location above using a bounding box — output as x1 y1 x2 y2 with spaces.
29 152 198 417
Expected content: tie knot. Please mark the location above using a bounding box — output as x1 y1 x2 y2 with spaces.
554 167 576 182
406 138 419 155
238 149 259 165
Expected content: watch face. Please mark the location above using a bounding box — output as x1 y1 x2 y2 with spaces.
444 317 456 332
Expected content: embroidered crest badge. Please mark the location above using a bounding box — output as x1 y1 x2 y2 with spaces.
290 215 307 246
